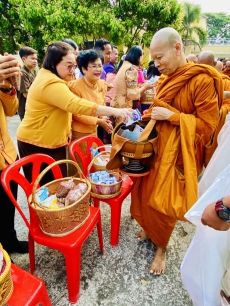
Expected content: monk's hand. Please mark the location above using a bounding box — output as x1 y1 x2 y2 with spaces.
224 91 230 99
97 117 113 134
151 107 174 120
112 108 135 123
0 53 21 83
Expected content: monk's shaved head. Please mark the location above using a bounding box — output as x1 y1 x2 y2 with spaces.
151 27 183 48
215 60 223 73
186 54 197 63
226 60 230 69
150 27 186 75
197 51 216 67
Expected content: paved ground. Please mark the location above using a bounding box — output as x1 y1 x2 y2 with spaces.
7 114 194 306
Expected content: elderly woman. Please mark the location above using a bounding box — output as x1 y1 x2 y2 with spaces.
111 46 154 113
67 49 113 174
68 50 113 140
17 42 133 182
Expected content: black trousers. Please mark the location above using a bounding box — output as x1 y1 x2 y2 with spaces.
17 140 67 185
0 168 18 251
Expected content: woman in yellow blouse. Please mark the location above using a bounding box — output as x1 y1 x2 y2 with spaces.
17 42 133 181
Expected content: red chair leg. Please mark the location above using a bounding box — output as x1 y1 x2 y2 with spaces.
110 200 123 246
96 215 104 254
93 197 100 208
64 248 81 304
28 232 35 274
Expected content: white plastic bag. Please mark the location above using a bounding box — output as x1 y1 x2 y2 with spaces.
181 120 230 306
199 120 230 197
181 164 230 306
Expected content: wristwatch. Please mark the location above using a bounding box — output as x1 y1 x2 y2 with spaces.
215 198 230 222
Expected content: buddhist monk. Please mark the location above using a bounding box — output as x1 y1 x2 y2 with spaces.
186 53 197 63
223 60 230 77
197 51 230 112
216 60 223 73
130 27 222 275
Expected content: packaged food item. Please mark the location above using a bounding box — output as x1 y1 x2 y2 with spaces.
126 108 142 126
39 195 59 209
35 187 50 204
0 249 4 275
56 180 76 198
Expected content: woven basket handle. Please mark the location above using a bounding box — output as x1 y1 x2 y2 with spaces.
31 159 84 207
94 145 111 153
138 119 156 142
87 150 110 177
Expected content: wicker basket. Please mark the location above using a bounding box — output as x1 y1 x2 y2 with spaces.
29 160 91 237
92 146 111 172
88 153 122 199
0 244 13 306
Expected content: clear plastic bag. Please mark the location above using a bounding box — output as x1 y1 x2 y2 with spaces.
181 164 230 306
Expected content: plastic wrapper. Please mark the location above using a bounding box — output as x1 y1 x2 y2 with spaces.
65 188 83 206
56 180 76 198
35 187 49 204
39 195 59 209
181 121 230 306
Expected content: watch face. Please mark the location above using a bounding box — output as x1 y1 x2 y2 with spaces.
218 210 230 221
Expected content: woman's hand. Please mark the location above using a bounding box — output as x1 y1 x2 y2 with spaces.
0 53 21 83
151 107 174 120
97 118 113 133
112 108 135 123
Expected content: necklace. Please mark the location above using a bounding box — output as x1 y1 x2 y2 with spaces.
82 76 98 91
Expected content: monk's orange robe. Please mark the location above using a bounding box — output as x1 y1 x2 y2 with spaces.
221 74 230 112
222 69 230 78
131 63 222 249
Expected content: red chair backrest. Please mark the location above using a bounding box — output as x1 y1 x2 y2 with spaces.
68 136 105 176
1 154 63 230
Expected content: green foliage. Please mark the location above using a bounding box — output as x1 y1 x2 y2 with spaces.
179 2 207 50
205 12 230 39
1 0 181 60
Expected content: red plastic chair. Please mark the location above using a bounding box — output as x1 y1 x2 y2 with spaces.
1 154 104 304
7 264 52 305
68 136 134 246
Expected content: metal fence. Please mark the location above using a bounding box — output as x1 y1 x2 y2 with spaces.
202 38 230 45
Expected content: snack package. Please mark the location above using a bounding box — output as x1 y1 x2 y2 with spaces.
39 195 59 209
56 180 76 198
65 189 82 206
126 108 142 126
35 187 50 204
0 249 4 275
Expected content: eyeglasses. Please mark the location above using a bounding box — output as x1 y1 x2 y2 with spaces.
66 64 77 72
87 65 103 70
61 63 77 72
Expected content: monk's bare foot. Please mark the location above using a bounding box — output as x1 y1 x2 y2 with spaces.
136 229 149 241
149 247 166 275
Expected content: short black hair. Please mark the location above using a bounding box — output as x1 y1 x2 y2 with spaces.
125 46 143 66
111 45 118 51
94 38 110 51
62 38 78 50
77 49 104 75
19 46 37 58
42 41 73 77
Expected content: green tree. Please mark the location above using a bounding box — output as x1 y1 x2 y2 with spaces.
0 0 30 53
3 0 182 59
205 12 230 39
180 2 207 52
112 0 182 49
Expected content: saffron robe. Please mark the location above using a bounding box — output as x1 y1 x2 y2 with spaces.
130 63 222 248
